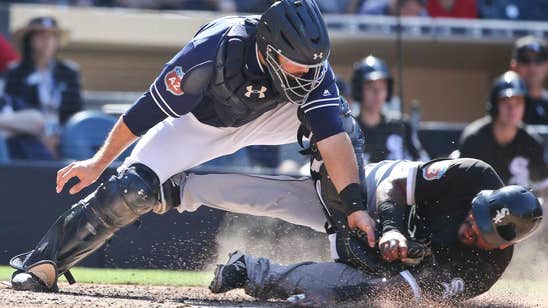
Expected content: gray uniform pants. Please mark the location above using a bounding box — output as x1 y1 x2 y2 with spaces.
242 254 387 304
178 173 421 303
177 160 421 234
178 173 327 233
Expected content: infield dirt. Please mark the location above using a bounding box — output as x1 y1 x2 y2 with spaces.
1 280 547 308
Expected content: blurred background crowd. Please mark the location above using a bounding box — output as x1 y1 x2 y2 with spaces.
0 0 546 193
1 0 548 21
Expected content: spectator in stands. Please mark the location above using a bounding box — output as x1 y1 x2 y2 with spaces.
351 55 429 163
0 34 20 76
5 17 83 158
0 94 53 161
510 36 548 125
426 0 477 19
0 35 21 162
458 71 547 188
359 0 428 16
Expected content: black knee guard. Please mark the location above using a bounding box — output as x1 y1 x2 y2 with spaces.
10 164 161 285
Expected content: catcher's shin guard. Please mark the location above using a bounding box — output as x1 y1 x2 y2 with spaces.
10 164 161 290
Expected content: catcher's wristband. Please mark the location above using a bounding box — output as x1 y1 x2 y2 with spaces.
339 183 364 215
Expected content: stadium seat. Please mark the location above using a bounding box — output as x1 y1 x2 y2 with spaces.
60 111 132 161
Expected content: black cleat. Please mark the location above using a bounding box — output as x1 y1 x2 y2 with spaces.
11 271 58 293
209 251 247 294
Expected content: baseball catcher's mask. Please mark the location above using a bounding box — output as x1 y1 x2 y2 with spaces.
257 0 331 105
264 45 327 105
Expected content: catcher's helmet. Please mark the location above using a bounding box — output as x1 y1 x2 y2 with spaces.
257 0 330 105
487 71 527 117
472 185 542 247
351 55 393 102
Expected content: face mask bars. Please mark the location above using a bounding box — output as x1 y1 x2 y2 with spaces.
265 45 327 105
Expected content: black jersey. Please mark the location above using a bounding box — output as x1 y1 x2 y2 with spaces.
412 158 504 245
409 158 511 301
458 116 547 185
524 90 548 125
318 157 512 301
358 112 428 164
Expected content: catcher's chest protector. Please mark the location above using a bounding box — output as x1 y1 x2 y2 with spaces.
208 18 285 127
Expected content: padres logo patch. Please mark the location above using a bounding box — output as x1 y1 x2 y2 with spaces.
164 66 185 96
422 160 449 181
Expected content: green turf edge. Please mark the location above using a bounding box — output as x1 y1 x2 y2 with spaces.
2 265 546 292
0 266 212 287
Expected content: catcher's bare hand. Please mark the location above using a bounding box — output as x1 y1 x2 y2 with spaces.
56 159 105 194
379 230 408 262
347 210 376 248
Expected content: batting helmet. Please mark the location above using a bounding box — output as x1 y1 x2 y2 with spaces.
257 0 330 105
471 185 542 247
512 35 547 64
351 55 393 102
487 71 527 117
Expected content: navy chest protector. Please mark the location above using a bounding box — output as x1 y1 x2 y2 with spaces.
207 18 286 127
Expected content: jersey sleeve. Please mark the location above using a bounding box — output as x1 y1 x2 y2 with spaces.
122 39 216 136
300 64 344 141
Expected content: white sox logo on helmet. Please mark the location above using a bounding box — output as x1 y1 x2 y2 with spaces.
245 85 267 99
493 208 510 224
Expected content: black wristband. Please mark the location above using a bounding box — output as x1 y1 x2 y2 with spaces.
339 183 364 216
378 201 406 234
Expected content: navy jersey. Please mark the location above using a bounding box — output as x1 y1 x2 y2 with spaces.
123 16 343 142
